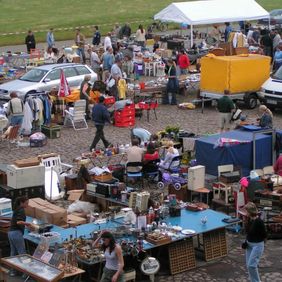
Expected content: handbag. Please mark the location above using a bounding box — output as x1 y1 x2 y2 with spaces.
241 240 248 249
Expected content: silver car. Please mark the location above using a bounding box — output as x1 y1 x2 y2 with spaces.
0 63 97 101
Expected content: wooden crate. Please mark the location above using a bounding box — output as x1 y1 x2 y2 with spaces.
168 238 196 275
203 228 227 261
146 236 171 246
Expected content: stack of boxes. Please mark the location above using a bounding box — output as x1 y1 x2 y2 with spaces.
114 104 135 127
26 198 68 227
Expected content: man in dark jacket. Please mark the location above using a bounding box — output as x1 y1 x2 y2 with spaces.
25 30 36 53
90 96 111 151
92 26 101 46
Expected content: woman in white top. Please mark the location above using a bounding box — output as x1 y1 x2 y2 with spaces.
93 231 124 282
44 47 56 64
159 141 179 171
135 25 146 47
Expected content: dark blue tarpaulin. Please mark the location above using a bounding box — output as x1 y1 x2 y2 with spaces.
195 130 272 176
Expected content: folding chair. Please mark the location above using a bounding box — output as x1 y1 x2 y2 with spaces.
1 125 21 150
125 162 144 189
143 159 160 188
64 100 88 130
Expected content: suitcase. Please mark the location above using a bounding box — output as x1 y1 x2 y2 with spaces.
14 157 40 168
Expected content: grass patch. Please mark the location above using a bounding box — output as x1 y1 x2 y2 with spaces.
0 0 280 46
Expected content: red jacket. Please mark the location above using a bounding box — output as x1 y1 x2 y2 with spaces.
178 54 190 69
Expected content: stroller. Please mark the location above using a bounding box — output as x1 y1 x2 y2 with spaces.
157 171 187 191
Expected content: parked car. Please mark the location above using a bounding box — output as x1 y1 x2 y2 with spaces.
0 63 97 102
258 66 282 110
258 9 282 26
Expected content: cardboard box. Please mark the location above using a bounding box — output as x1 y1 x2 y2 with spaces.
31 199 67 226
25 201 39 218
67 190 84 201
67 214 87 227
30 198 49 207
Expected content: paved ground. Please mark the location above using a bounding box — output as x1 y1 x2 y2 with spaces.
2 92 282 281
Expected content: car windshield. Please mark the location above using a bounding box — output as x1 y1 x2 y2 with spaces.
272 67 282 80
19 69 48 82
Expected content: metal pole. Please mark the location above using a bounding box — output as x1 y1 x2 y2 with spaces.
252 129 275 170
191 25 194 48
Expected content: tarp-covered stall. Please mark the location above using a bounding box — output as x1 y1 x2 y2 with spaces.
195 130 273 176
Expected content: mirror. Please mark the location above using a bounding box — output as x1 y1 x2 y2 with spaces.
44 78 51 83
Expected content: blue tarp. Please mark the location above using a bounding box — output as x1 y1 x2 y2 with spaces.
195 130 273 176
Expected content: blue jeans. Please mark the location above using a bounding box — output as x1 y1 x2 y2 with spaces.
10 115 24 126
77 47 86 63
246 241 264 282
8 230 26 256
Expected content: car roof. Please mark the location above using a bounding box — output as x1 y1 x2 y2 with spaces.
36 63 87 71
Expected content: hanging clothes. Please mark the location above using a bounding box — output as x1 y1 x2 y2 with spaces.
21 101 33 135
41 96 51 125
118 79 127 100
35 98 44 125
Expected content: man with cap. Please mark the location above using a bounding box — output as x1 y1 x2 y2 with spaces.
80 75 91 119
90 96 111 151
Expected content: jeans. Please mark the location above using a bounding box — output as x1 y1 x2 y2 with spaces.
246 241 264 282
162 92 177 105
100 267 124 282
8 230 26 256
90 124 110 150
77 47 86 63
10 115 24 126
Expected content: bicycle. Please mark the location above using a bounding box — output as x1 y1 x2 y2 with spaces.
147 21 168 33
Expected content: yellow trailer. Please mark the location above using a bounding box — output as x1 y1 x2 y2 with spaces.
200 54 271 108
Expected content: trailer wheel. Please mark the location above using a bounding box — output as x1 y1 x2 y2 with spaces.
245 93 258 109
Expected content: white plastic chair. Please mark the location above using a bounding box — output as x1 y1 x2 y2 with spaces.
39 153 73 200
144 62 154 76
64 100 88 130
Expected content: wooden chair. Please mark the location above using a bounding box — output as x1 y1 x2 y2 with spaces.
64 100 88 130
1 125 21 150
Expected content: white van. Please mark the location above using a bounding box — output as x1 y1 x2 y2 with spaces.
259 66 282 110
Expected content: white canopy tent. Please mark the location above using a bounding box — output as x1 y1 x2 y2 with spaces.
154 0 269 47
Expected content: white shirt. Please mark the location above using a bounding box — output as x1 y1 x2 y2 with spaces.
136 29 146 42
104 36 112 51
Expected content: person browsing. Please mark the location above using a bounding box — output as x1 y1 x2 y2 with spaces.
93 231 124 282
90 96 111 151
217 90 235 132
8 196 33 277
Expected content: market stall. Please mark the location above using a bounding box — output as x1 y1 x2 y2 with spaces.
154 0 269 47
195 129 274 176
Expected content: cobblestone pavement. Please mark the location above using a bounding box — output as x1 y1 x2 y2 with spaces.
2 92 282 281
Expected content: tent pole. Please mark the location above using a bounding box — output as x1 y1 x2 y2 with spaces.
191 25 194 48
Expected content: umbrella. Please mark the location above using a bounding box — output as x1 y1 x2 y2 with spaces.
58 69 71 116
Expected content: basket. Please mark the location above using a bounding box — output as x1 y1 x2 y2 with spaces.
94 173 113 182
146 234 171 246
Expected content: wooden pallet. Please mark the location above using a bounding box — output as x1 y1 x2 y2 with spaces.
168 238 196 275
